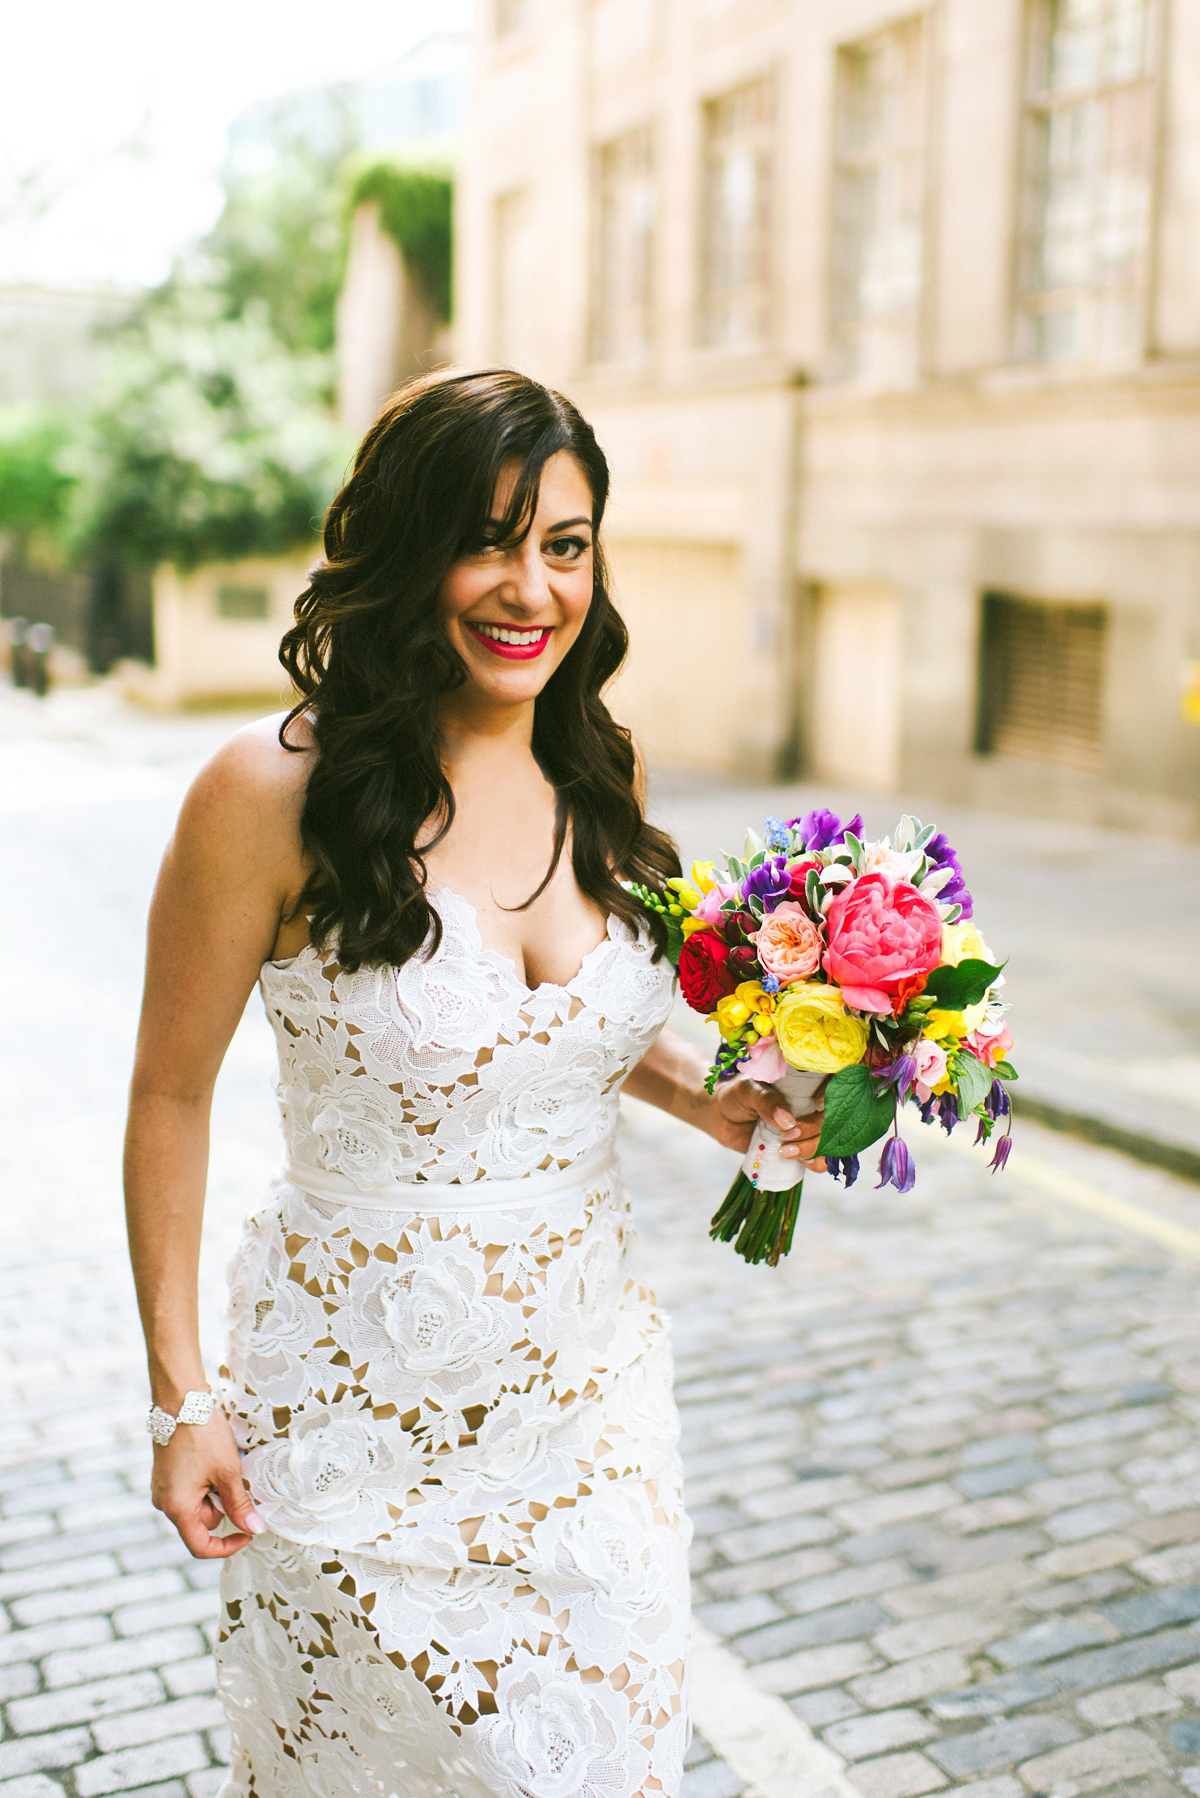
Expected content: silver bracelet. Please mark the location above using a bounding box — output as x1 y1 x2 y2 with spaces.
146 1389 216 1446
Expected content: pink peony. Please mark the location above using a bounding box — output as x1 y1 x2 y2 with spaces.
824 873 944 1015
968 1024 1013 1068
913 1037 948 1102
756 902 823 985
693 882 738 927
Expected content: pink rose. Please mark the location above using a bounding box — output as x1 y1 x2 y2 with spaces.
824 873 944 1015
968 1024 1013 1068
756 902 823 985
745 1035 787 1083
694 882 738 927
913 1037 948 1102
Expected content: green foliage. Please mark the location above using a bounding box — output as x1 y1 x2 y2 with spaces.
69 292 350 571
949 1048 992 1115
349 163 453 320
924 958 1005 1009
0 412 76 537
816 1064 897 1159
197 122 356 356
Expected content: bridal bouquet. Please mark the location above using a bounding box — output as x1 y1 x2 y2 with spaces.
630 809 1016 1266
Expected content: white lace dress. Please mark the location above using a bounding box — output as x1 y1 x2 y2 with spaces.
215 889 691 1798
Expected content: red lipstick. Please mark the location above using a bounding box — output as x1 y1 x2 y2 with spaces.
464 624 552 661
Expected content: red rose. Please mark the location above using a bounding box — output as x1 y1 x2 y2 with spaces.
678 930 739 1013
728 944 760 981
786 858 821 897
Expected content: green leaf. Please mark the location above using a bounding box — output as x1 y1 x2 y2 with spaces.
951 1049 992 1114
992 1061 1018 1082
816 1065 896 1159
924 959 1005 1010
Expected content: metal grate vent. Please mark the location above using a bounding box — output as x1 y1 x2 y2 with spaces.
976 591 1106 771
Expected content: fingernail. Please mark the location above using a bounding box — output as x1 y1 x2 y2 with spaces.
245 1514 265 1535
782 1145 800 1159
773 1109 794 1128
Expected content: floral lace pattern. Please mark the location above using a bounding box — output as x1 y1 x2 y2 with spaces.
215 893 689 1797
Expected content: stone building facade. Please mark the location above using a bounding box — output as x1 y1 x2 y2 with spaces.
454 0 1200 835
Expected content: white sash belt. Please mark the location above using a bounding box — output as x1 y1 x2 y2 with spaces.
281 1136 618 1213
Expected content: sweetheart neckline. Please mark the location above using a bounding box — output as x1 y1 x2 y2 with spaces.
263 883 620 999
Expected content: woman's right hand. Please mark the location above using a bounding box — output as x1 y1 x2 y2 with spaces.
150 1410 265 1559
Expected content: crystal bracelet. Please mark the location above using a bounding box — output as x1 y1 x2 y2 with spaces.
146 1389 216 1446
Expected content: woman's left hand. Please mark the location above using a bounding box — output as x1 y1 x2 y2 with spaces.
707 1074 826 1171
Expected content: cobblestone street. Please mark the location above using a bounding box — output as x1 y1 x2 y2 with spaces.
3 687 1200 1798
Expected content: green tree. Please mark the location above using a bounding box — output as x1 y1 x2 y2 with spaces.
0 411 75 539
348 163 453 319
70 291 348 571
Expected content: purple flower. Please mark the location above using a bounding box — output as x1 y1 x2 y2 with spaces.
938 1094 960 1134
827 1154 860 1187
985 1079 1011 1120
924 831 973 919
990 1132 1013 1173
918 1096 938 1125
974 1117 990 1146
787 808 864 853
876 1134 915 1193
875 1055 917 1104
742 855 792 907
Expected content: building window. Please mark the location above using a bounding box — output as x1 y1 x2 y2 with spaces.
699 77 774 351
829 17 928 386
976 592 1106 771
493 187 535 370
216 584 269 621
591 128 656 364
1016 0 1157 366
495 0 528 39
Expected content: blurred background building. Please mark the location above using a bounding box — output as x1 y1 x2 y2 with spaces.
456 0 1200 837
5 2 1200 837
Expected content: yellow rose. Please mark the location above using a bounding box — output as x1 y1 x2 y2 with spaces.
941 920 992 967
773 982 869 1075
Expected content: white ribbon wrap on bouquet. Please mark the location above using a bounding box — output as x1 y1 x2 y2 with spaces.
741 1068 826 1193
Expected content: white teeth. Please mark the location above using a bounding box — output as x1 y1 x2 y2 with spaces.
475 623 545 645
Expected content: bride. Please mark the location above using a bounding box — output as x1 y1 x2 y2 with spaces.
124 368 823 1798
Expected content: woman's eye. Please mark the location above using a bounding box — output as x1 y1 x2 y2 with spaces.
546 536 589 561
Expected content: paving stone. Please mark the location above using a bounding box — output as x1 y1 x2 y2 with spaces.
694 1593 783 1637
1132 1541 1200 1584
872 1608 1011 1664
944 1497 1037 1535
775 1560 913 1616
1021 1568 1138 1612
185 1775 227 1798
41 1628 207 1689
788 1687 861 1726
1043 1626 1200 1690
112 1590 221 1637
698 1547 840 1601
882 1561 1043 1622
90 1695 227 1754
0 1617 112 1668
850 1650 973 1710
824 1709 938 1760
925 1715 1079 1777
955 1460 1048 1499
948 1781 1022 1798
930 1669 1058 1718
847 1750 948 1798
754 1640 880 1696
0 1778 70 1798
711 1513 839 1564
735 1599 890 1664
838 1524 939 1565
1170 1721 1200 1754
1042 1500 1140 1543
987 1614 1119 1667
0 1522 161 1573
0 1732 93 1782
1099 1581 1200 1636
1017 1725 1165 1794
832 1485 960 1535
680 1758 743 1798
1076 1678 1183 1725
7 1671 166 1735
1166 1664 1200 1700
73 1737 209 1798
1033 1535 1142 1578
10 1570 185 1628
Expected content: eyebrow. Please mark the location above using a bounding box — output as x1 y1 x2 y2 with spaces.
543 516 592 533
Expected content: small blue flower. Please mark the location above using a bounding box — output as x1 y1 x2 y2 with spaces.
761 972 781 993
763 816 790 851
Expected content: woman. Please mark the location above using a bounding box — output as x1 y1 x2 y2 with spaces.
125 369 822 1798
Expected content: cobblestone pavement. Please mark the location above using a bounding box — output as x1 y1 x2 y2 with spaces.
3 687 1200 1798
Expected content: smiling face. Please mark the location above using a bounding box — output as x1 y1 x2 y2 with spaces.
438 451 596 714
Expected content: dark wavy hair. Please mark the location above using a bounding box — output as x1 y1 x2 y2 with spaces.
278 367 680 972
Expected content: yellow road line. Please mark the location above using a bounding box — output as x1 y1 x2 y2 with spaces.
921 1116 1200 1263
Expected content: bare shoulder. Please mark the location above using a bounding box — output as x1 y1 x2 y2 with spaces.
173 709 314 890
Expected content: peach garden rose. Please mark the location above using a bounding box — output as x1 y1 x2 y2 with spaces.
754 902 822 985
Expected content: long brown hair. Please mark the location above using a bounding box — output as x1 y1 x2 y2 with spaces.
279 367 679 972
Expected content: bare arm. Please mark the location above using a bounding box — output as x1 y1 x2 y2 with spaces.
624 1025 825 1167
125 717 310 1557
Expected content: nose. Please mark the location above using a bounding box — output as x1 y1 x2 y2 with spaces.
497 537 551 613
